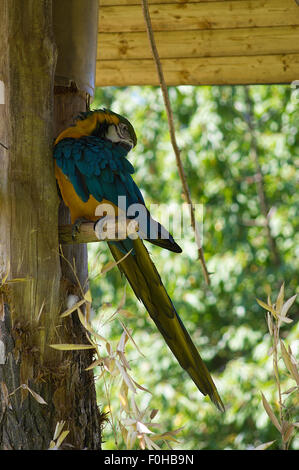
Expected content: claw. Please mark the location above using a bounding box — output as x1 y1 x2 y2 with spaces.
72 218 88 239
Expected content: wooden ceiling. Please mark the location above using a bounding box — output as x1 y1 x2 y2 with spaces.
96 0 299 87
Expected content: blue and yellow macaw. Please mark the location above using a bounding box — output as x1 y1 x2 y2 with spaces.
54 108 224 411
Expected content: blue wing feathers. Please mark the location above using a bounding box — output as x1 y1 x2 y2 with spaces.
122 158 135 174
86 176 104 201
54 136 141 211
73 170 90 202
62 144 72 160
54 135 143 253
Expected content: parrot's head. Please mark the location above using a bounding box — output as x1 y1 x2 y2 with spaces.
76 108 137 151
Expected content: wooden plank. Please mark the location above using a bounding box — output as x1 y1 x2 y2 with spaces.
99 0 299 33
98 26 299 60
96 53 299 86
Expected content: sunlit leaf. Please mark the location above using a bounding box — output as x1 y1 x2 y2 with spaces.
85 359 103 371
84 289 92 303
280 341 299 385
49 440 56 449
49 343 95 351
21 384 47 405
282 386 298 395
254 440 275 450
266 312 273 336
277 314 293 325
60 299 86 318
261 392 281 432
53 421 66 441
127 430 137 450
56 430 70 449
115 360 136 393
136 421 153 434
131 378 151 394
77 308 107 342
281 421 294 443
117 329 129 354
276 283 284 314
118 350 131 371
101 250 133 274
118 319 145 357
144 434 161 450
281 294 297 318
256 298 277 317
118 309 134 318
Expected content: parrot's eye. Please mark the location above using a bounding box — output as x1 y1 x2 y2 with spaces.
118 123 132 145
105 122 133 150
119 123 128 135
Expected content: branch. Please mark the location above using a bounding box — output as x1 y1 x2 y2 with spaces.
59 218 139 245
59 222 99 245
141 0 210 284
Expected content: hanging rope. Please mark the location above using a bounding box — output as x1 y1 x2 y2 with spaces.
141 0 210 284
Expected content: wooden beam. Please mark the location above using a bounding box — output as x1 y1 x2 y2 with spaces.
59 223 99 245
96 53 299 86
98 26 299 60
99 0 299 33
100 0 221 4
0 0 59 347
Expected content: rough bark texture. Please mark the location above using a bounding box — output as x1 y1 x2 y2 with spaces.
53 85 102 449
0 0 102 449
0 0 60 449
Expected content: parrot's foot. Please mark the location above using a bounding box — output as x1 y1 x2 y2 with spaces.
94 215 120 241
72 218 89 239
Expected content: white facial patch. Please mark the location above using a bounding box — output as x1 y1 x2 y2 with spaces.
106 124 133 149
106 124 120 144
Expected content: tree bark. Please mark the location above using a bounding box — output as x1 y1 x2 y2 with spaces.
53 86 102 449
0 0 102 449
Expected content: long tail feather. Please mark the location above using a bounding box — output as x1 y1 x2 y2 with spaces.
108 239 224 412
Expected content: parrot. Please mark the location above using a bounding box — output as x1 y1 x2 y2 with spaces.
53 108 224 412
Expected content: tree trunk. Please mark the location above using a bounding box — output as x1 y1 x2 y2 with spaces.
53 86 103 450
0 0 102 449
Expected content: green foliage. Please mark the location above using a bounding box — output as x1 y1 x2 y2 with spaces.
89 84 298 450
